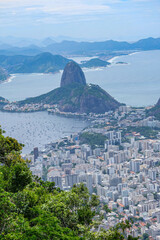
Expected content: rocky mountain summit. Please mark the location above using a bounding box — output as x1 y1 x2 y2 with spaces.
58 83 121 114
18 61 121 114
61 61 86 87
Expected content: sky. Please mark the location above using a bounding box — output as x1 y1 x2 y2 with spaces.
0 0 160 41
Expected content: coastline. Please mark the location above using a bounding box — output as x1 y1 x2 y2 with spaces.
107 51 139 64
107 56 120 64
2 72 61 84
82 66 107 72
0 52 139 85
2 74 16 84
0 50 159 107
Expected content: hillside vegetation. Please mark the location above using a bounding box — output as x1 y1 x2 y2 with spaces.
0 52 70 74
147 98 160 120
80 58 110 68
19 83 121 114
79 132 108 149
0 67 10 82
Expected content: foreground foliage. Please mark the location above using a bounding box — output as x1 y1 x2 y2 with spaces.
0 127 137 239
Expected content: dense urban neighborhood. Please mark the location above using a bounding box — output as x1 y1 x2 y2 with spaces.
20 105 160 240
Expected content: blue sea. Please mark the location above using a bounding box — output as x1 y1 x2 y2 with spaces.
0 50 160 153
1 50 160 106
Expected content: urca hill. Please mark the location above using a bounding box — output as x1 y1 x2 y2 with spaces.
19 61 121 114
147 98 160 120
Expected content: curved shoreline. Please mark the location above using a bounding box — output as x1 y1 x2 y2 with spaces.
107 51 139 64
1 74 16 84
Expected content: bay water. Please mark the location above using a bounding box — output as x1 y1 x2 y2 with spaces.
0 50 160 153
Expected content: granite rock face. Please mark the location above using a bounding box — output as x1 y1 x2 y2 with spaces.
60 61 86 87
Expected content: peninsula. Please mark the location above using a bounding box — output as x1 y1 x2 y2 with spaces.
3 62 121 114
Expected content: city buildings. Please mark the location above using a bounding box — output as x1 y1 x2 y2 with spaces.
24 107 160 239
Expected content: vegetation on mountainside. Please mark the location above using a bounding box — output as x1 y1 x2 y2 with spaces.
18 83 84 105
79 132 107 149
121 126 159 140
80 58 110 68
0 53 70 74
18 83 120 114
0 67 10 82
0 97 7 101
146 102 160 121
19 83 111 105
0 127 137 239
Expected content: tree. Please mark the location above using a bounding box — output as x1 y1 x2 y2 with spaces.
142 233 149 240
0 134 23 166
103 204 111 213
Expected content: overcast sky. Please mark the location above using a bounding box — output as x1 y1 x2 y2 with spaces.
0 0 160 41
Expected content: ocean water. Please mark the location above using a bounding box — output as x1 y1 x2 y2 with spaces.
0 73 61 101
0 50 160 153
0 111 88 153
0 50 160 106
85 50 160 107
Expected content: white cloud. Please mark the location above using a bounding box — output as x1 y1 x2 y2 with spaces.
0 0 113 27
36 15 100 24
0 0 113 9
42 4 110 16
0 0 112 17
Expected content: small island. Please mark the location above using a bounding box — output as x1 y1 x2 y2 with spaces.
80 58 110 68
115 61 128 65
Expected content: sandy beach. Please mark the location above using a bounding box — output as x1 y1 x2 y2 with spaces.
2 74 16 84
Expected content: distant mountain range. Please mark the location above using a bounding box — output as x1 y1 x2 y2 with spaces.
45 37 160 55
0 53 110 74
0 37 159 56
